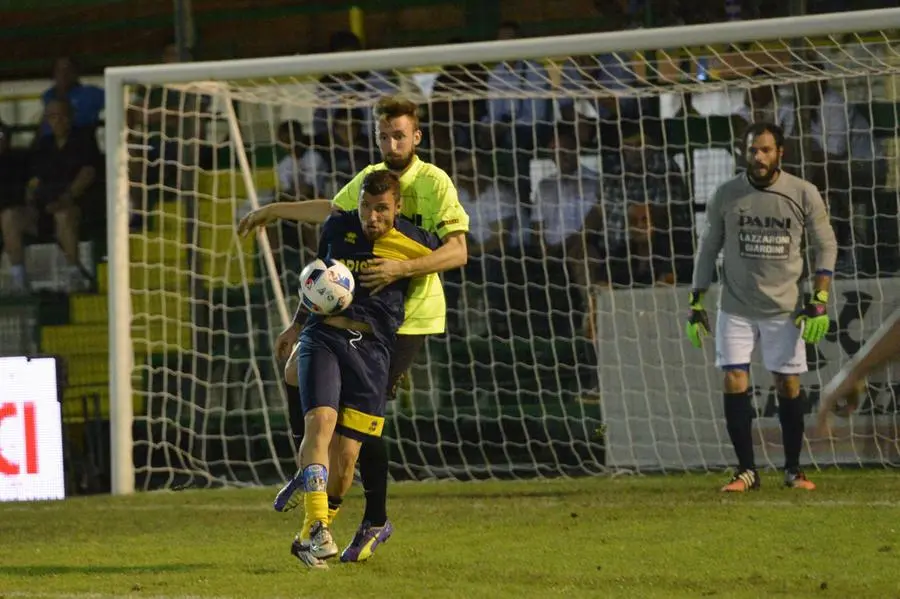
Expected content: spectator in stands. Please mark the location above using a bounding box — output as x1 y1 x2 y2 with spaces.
596 200 678 288
1 99 99 292
0 121 26 208
127 39 209 223
40 57 104 137
275 120 316 202
304 107 375 198
236 120 315 219
311 31 397 141
530 124 604 339
597 128 692 282
445 149 521 334
529 125 602 402
427 40 489 172
258 120 319 264
483 21 553 151
0 122 31 289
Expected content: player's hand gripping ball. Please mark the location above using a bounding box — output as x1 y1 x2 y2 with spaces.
299 258 355 315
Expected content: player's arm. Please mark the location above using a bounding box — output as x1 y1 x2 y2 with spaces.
403 174 470 275
795 184 838 344
842 309 900 380
804 184 837 295
394 231 467 278
237 171 365 237
691 189 726 294
818 308 900 429
236 200 333 237
684 188 725 347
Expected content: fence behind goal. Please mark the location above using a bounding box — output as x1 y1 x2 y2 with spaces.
105 9 900 493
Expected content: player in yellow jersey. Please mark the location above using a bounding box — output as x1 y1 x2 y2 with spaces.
239 95 469 562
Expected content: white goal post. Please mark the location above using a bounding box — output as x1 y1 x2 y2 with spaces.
106 7 900 494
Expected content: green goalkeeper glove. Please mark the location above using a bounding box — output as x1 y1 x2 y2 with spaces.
795 290 830 344
685 290 710 348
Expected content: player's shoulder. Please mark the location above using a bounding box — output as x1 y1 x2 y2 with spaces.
778 171 820 197
717 174 748 193
323 209 359 231
394 217 441 250
709 174 749 203
413 158 455 188
394 216 429 238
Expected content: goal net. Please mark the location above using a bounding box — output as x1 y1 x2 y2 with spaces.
108 8 900 491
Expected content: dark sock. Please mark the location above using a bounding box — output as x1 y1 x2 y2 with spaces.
358 436 389 526
286 381 304 471
778 393 806 471
287 381 304 435
724 391 756 472
327 495 343 511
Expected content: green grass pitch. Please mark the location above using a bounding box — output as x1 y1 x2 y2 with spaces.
1 470 898 599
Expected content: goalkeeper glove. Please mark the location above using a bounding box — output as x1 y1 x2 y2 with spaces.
685 290 710 348
795 290 830 344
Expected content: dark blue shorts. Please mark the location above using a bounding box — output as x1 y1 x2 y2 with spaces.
297 323 390 441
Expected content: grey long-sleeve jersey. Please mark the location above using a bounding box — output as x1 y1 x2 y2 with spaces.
691 171 838 319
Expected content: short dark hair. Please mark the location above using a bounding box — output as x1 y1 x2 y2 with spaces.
277 120 305 140
374 95 420 129
361 171 401 203
52 56 79 74
744 122 785 149
332 107 365 124
552 123 579 148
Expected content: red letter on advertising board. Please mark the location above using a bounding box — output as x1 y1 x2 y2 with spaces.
0 402 18 475
24 403 37 474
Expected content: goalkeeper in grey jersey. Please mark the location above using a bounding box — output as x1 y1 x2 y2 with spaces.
686 122 837 493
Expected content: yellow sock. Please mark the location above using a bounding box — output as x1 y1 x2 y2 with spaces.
327 506 341 527
304 491 329 529
299 464 329 537
299 500 314 540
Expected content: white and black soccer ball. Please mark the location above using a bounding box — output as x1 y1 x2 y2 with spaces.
298 258 355 315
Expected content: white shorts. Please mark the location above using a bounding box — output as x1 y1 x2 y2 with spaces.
714 311 807 374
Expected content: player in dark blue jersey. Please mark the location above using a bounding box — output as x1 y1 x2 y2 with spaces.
279 170 440 568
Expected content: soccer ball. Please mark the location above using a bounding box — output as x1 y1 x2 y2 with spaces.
298 258 355 315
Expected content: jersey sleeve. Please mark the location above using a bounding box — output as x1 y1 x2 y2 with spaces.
431 171 470 238
404 222 443 252
316 212 344 259
691 186 726 291
804 183 838 275
331 167 369 210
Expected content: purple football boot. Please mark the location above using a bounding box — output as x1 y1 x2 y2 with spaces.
273 474 303 512
340 520 394 562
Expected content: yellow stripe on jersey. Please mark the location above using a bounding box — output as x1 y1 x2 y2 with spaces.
338 406 385 438
373 228 434 262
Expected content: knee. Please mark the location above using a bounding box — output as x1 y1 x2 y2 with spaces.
303 408 337 442
723 368 749 393
774 375 801 399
